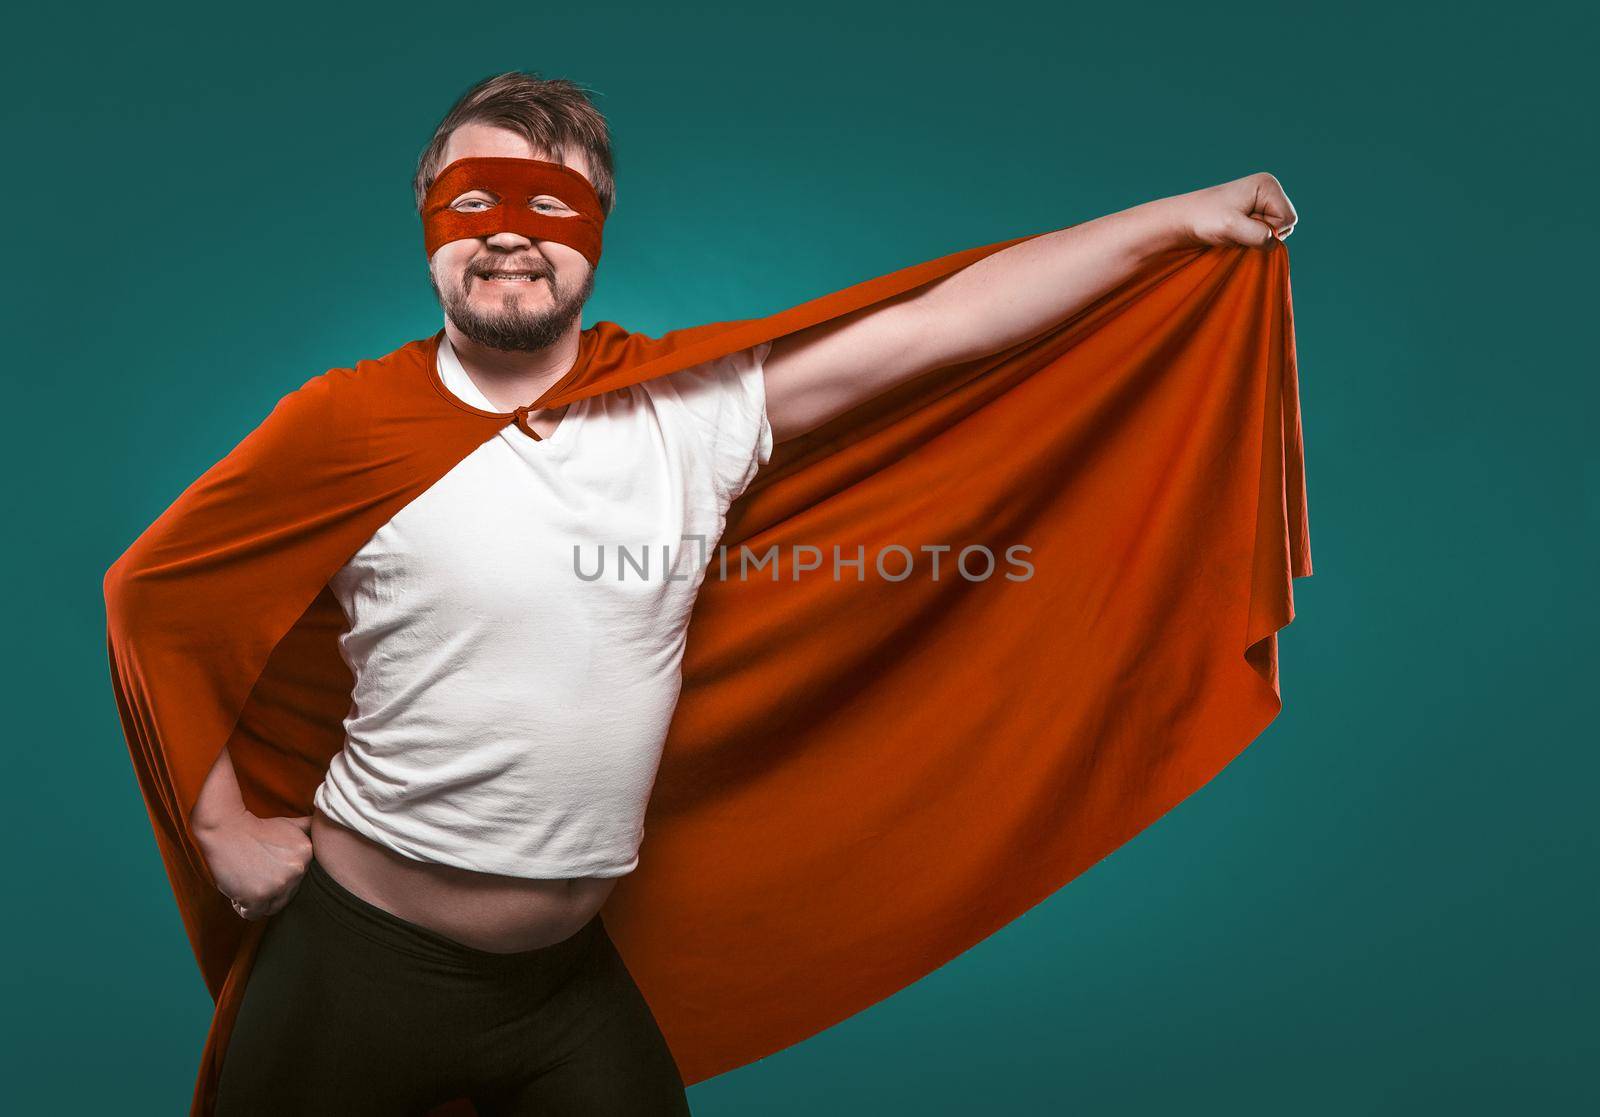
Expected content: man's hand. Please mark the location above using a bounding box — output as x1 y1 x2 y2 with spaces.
1164 172 1298 248
194 808 313 921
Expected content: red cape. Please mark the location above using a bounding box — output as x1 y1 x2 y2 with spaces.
104 232 1310 1115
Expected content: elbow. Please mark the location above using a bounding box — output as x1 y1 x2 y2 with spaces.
103 553 133 631
103 541 150 632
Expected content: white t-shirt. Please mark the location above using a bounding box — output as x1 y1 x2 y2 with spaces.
312 331 774 878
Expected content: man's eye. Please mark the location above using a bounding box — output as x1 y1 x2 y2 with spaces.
532 200 570 214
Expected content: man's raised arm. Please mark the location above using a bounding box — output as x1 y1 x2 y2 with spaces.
762 172 1297 442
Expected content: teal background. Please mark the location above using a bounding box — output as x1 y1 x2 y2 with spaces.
3 0 1594 1112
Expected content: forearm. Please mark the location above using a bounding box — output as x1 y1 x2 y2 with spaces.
184 745 313 916
910 195 1186 365
191 745 251 836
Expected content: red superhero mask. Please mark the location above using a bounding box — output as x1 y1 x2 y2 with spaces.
421 156 605 266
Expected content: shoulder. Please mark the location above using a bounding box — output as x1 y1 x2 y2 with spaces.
223 333 440 485
271 333 437 425
636 342 774 500
639 341 770 423
311 331 438 401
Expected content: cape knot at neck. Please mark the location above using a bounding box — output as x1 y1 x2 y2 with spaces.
511 403 541 440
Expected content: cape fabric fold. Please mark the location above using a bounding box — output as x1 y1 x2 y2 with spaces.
103 234 1310 1116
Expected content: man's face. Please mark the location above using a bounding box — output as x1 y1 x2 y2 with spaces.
427 123 597 352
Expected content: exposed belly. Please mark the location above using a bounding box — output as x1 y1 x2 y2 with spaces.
310 806 619 952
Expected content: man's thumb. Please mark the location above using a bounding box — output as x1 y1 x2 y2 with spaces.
288 815 313 833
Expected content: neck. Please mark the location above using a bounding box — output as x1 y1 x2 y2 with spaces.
443 319 584 411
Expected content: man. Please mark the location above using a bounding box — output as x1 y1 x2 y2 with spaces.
111 71 1301 1116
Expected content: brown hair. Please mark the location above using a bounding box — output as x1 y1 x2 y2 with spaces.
413 72 617 218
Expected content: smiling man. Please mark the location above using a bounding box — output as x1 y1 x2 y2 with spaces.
112 71 1300 1116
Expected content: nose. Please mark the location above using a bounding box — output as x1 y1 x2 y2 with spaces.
485 230 535 250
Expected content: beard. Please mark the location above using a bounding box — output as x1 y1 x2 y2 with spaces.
430 258 595 353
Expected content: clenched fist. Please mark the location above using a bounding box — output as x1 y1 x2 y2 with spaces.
1165 172 1298 248
194 809 314 921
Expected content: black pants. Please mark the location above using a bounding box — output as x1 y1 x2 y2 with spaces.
214 856 691 1116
